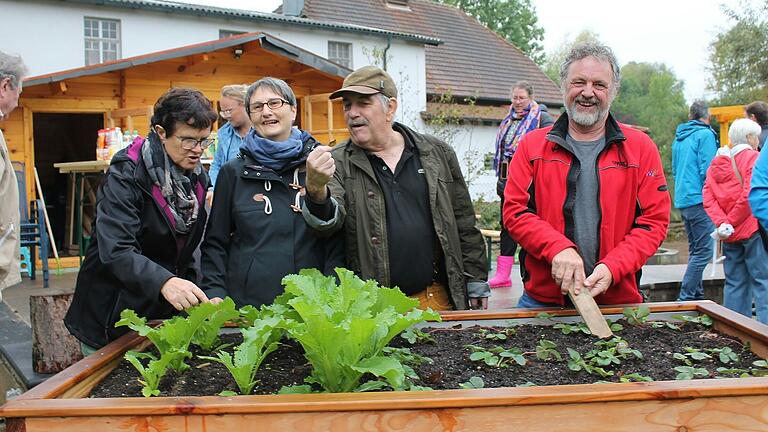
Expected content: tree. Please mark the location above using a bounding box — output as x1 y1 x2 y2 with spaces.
541 30 602 85
437 0 545 64
707 0 768 104
611 62 688 177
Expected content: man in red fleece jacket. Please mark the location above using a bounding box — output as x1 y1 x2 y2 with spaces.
503 42 671 308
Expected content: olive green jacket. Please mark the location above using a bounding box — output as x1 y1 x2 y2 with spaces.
0 130 21 294
303 123 489 309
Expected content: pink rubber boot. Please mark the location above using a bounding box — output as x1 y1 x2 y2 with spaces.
488 255 514 288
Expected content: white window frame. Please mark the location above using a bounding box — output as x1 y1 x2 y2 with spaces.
328 41 352 69
84 17 121 66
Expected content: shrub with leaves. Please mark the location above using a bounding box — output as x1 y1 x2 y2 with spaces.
270 268 441 393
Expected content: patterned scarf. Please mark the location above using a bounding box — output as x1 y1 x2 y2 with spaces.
242 127 307 172
493 101 542 176
141 132 200 235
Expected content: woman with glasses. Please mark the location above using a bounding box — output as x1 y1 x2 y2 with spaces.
201 77 344 308
207 84 250 206
65 88 218 352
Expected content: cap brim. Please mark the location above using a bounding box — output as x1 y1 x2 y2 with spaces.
329 85 381 100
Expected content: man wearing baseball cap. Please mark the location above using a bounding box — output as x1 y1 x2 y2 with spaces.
302 65 490 310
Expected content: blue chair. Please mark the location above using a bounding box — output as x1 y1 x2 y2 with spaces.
12 162 49 288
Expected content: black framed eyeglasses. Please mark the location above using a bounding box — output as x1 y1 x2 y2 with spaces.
175 136 215 150
249 98 290 113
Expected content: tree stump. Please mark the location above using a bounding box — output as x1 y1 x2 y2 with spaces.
30 289 83 374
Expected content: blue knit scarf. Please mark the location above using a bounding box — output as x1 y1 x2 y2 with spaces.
242 127 306 171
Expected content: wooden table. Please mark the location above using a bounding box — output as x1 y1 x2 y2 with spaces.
479 228 501 268
54 160 110 263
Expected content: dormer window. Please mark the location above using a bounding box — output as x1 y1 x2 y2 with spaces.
385 0 411 11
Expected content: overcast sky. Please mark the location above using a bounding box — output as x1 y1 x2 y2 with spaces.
191 0 744 102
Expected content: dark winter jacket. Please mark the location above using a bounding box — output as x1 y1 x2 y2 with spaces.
64 138 208 348
503 113 671 305
200 132 344 308
302 122 489 309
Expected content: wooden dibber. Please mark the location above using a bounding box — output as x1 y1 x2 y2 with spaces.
567 288 614 338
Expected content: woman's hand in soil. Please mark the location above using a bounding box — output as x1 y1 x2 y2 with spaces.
160 277 210 310
583 264 613 297
551 248 586 295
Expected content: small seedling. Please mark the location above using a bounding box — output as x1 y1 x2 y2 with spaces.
566 348 613 378
535 339 562 361
752 360 768 377
554 321 592 335
674 366 709 380
608 320 624 332
673 347 711 366
649 321 681 330
707 347 739 364
535 312 555 320
467 345 527 368
671 314 713 327
716 367 751 378
458 376 485 389
401 327 436 345
478 327 512 341
623 306 650 325
619 372 653 382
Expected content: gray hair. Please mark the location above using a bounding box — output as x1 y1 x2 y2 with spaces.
559 42 621 94
689 100 709 121
377 94 391 114
512 80 534 98
220 84 248 103
728 118 762 146
245 77 297 116
0 51 28 89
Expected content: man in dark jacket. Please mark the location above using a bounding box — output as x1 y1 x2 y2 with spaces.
504 42 670 308
302 66 490 310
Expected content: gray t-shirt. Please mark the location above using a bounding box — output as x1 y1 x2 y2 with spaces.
565 135 605 276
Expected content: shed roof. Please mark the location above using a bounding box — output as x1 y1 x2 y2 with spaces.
25 32 349 87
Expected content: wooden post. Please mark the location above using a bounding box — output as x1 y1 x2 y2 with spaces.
30 289 83 374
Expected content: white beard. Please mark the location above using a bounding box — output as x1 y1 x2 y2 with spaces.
565 101 609 127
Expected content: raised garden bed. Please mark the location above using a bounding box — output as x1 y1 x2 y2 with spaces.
2 301 768 431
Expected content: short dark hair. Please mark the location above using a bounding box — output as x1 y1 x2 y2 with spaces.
689 100 709 121
512 81 534 98
745 101 768 126
151 88 217 137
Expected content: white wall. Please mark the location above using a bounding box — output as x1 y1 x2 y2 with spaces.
0 0 426 122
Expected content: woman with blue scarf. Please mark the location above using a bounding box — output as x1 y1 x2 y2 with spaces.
200 77 344 307
489 81 553 289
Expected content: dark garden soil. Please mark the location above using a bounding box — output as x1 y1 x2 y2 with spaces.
90 319 762 398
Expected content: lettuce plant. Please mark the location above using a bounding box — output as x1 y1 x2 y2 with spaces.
191 297 240 351
271 268 440 393
199 315 282 395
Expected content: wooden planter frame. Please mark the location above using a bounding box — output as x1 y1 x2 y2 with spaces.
2 301 768 431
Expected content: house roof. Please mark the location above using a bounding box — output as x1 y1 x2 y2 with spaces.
293 0 562 106
54 0 442 46
24 32 350 87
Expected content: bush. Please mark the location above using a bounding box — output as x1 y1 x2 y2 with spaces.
474 197 501 231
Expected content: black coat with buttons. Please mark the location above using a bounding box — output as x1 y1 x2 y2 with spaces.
200 133 345 308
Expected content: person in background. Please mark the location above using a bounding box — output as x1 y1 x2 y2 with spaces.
207 84 250 206
672 100 718 301
200 77 344 308
489 80 553 289
745 101 768 151
503 42 670 308
703 118 768 324
65 88 217 351
303 66 489 311
748 129 768 232
0 51 26 298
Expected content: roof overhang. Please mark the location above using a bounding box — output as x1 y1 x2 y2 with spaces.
55 0 442 46
24 32 351 87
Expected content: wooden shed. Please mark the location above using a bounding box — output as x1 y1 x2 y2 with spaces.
0 32 350 265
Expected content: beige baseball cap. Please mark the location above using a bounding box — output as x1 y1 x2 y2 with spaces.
329 65 398 100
